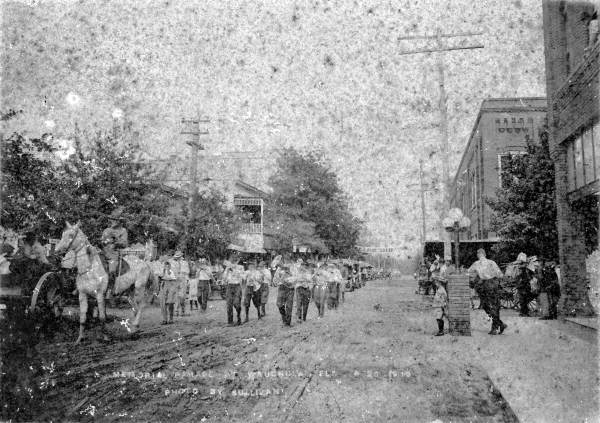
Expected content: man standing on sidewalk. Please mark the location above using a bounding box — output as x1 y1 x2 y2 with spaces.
539 259 561 320
468 248 507 335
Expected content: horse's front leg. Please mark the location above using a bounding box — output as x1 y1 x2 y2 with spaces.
76 291 88 345
96 290 110 342
131 289 143 333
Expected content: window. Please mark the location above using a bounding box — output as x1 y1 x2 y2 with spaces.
574 135 585 189
582 127 596 184
566 121 600 193
567 141 576 191
470 171 477 209
594 121 600 178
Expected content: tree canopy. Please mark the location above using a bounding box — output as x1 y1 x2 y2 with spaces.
1 120 238 257
265 148 362 256
486 128 559 263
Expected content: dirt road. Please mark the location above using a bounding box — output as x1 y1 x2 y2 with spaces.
1 277 517 422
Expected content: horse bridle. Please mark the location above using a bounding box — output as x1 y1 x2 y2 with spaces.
64 226 81 254
62 227 95 276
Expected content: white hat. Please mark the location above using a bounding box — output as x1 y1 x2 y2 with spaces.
515 252 527 263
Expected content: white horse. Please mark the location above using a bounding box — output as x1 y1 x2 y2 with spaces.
55 222 109 344
114 254 157 332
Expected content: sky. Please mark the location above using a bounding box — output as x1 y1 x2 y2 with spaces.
1 0 547 256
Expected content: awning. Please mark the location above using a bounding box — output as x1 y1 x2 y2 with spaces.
226 243 266 254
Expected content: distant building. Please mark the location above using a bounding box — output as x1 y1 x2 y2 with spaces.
450 97 547 241
159 179 268 254
229 180 267 254
542 0 599 314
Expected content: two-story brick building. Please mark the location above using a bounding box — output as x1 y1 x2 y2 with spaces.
542 0 599 315
450 98 548 241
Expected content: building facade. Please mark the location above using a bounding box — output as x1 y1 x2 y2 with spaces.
542 0 599 315
450 98 548 241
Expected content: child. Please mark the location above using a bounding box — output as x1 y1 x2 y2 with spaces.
188 276 199 311
160 261 177 324
432 278 448 336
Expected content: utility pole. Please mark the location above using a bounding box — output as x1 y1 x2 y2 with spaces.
419 159 427 265
397 30 484 260
180 116 210 249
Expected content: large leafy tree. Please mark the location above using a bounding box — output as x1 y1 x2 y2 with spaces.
265 148 362 256
178 188 242 261
1 121 239 256
486 128 559 263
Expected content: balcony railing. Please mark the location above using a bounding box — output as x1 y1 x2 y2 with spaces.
240 223 263 234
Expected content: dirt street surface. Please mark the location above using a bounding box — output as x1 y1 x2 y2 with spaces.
2 277 519 422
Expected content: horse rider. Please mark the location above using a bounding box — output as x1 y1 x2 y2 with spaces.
468 248 507 335
101 206 128 296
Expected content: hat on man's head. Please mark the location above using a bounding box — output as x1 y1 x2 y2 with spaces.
515 252 527 263
108 206 126 221
173 250 183 259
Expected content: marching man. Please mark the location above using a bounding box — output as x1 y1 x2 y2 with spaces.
223 260 244 326
243 261 264 322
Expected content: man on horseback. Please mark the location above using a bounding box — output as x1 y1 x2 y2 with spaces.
101 207 128 298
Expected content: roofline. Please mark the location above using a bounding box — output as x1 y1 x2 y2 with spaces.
451 97 547 196
234 180 268 198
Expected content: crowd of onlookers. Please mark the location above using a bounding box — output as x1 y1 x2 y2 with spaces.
416 249 562 336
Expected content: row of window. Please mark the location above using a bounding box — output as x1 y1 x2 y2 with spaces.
566 120 600 192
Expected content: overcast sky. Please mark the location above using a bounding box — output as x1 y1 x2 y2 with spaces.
1 0 546 254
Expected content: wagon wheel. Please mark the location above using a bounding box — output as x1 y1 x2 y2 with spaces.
500 286 518 309
29 272 56 314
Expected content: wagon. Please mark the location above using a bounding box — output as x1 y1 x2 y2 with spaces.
0 258 68 323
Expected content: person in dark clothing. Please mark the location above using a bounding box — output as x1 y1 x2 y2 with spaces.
295 262 312 322
514 253 535 317
539 260 561 320
275 265 294 326
468 249 507 335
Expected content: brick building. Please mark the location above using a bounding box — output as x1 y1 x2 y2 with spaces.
450 98 548 241
542 0 599 315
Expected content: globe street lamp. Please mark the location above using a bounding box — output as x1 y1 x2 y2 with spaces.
442 208 471 270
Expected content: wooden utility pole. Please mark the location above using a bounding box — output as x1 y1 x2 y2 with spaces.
181 117 210 200
397 30 484 260
180 117 210 249
419 159 427 264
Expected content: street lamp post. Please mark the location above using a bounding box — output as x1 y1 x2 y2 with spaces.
442 208 471 270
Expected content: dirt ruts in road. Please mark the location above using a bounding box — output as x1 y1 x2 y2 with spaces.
3 278 518 422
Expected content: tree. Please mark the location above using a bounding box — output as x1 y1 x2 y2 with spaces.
486 128 558 263
178 188 243 261
265 148 362 256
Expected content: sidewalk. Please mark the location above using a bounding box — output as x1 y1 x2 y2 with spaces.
468 309 599 423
